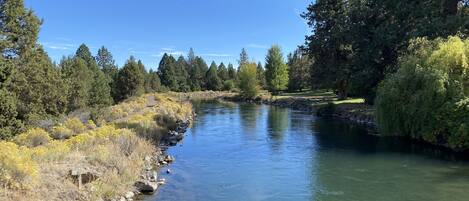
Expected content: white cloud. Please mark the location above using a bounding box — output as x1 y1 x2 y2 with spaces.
40 42 75 50
201 53 232 57
161 47 176 52
152 51 185 58
246 43 268 49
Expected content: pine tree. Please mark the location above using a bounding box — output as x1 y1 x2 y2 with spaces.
190 56 208 91
75 44 97 70
10 47 68 122
145 69 162 92
206 61 222 91
175 56 190 92
256 62 266 88
0 0 41 58
61 56 92 111
96 46 118 100
158 53 178 90
287 49 312 91
96 46 118 80
115 56 145 101
227 63 237 80
0 58 23 139
239 48 249 67
217 62 229 81
265 45 289 94
75 44 112 108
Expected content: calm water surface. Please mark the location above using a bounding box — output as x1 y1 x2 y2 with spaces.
146 101 469 201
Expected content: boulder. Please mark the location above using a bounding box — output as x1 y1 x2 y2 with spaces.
135 180 158 194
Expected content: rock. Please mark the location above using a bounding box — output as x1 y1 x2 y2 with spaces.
135 180 158 194
119 197 126 201
164 155 174 163
125 192 134 199
157 178 166 185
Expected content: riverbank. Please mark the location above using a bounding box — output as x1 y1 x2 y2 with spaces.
217 90 373 127
0 93 193 201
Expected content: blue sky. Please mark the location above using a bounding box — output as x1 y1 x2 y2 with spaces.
25 0 311 70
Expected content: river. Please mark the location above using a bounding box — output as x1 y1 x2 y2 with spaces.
145 101 469 201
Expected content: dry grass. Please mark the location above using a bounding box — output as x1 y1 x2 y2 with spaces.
0 93 192 201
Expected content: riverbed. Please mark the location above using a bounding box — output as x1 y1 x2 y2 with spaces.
145 101 469 201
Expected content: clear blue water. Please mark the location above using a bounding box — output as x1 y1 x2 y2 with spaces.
146 101 469 201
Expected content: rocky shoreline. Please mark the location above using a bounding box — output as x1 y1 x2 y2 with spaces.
116 118 192 201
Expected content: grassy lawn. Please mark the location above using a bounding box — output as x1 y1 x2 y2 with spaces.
269 89 365 106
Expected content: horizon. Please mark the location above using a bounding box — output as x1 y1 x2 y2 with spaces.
25 0 310 69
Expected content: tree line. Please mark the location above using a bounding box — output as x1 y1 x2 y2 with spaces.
0 0 313 139
302 0 468 148
302 0 468 103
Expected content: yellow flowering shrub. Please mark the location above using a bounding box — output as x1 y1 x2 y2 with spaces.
87 120 97 130
50 125 74 139
15 128 52 148
0 142 39 189
63 118 87 135
31 141 71 161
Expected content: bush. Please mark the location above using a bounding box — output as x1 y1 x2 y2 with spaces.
50 125 74 139
223 80 236 91
376 36 469 148
238 62 260 99
15 128 52 148
0 142 39 189
63 118 87 135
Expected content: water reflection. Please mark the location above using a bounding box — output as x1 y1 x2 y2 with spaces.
238 103 261 132
267 106 289 142
149 101 469 201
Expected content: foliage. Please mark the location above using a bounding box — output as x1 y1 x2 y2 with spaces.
189 56 209 90
63 118 87 135
61 56 93 111
239 48 249 66
0 88 23 139
0 0 40 58
265 45 289 94
115 56 145 101
227 63 237 81
145 69 162 93
287 48 312 91
238 62 260 98
256 62 266 88
223 80 236 91
0 141 38 189
376 36 469 148
50 125 74 140
205 61 223 90
10 47 68 124
303 0 469 102
96 46 119 101
14 128 51 148
217 62 229 81
158 53 178 91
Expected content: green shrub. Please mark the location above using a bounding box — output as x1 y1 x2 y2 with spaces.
15 128 52 148
376 36 469 148
223 80 236 91
238 62 260 99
